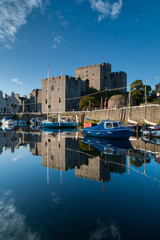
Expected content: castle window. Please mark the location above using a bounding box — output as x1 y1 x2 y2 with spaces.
48 105 51 108
51 86 54 91
59 98 61 103
45 99 47 104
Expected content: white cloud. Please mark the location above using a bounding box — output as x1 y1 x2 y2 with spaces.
0 0 44 49
0 189 40 240
89 0 122 22
52 35 65 49
55 10 69 27
11 154 22 162
11 78 22 85
75 0 84 5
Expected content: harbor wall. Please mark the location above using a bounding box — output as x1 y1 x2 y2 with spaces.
0 104 159 124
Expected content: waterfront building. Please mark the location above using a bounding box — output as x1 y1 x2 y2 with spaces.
155 83 160 100
155 83 160 93
0 90 6 113
29 89 42 112
5 92 29 113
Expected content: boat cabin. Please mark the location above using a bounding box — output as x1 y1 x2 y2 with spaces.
104 121 126 129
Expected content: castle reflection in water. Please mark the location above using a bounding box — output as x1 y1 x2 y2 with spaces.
0 129 160 183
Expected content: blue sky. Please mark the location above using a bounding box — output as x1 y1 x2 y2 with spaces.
0 0 160 97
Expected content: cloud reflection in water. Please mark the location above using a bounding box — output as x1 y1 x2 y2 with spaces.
0 189 40 240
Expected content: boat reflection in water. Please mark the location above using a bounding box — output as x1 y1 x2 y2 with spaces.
82 136 133 155
41 127 78 134
0 125 15 132
142 136 160 146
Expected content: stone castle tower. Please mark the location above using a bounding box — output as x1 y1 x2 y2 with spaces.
75 62 126 92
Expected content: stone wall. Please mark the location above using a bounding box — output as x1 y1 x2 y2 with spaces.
12 104 160 124
79 105 160 123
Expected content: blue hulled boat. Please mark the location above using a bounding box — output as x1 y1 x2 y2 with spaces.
41 127 78 133
41 119 78 128
41 115 79 128
81 120 132 139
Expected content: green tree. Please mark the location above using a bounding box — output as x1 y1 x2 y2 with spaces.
130 80 151 105
148 90 157 103
79 96 100 110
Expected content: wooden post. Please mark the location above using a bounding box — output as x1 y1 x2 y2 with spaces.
89 100 91 120
101 97 103 109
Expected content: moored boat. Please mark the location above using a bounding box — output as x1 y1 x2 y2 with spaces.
141 124 160 138
41 115 79 128
81 120 132 139
142 136 160 146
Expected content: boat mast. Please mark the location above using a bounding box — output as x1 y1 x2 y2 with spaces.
128 84 131 119
47 65 50 121
59 67 63 126
145 85 147 120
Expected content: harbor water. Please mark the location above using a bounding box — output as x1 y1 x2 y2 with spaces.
0 128 160 240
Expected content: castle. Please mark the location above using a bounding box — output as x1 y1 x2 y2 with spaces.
42 62 127 113
0 62 127 114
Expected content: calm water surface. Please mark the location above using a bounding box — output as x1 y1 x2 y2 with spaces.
0 129 160 240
